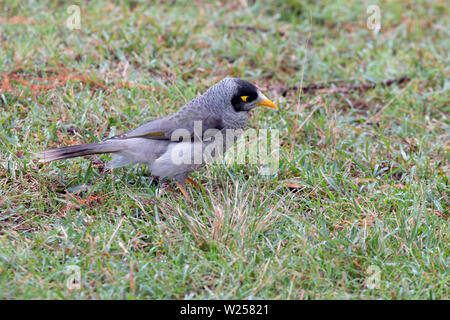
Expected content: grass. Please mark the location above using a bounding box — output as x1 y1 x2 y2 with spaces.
0 0 448 299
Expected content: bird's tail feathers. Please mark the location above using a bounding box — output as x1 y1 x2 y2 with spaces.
34 141 124 163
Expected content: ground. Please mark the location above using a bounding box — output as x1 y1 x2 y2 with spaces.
0 0 448 299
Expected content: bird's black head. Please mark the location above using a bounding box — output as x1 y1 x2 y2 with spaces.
209 77 277 112
231 79 262 112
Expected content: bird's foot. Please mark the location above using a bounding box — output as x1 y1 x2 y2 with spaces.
157 181 173 197
158 178 198 200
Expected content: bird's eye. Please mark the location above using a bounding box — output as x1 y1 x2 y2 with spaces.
241 96 248 102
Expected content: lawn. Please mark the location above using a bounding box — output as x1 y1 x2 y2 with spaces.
0 0 448 299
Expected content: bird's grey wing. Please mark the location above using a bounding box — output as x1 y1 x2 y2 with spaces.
114 117 179 140
108 104 223 141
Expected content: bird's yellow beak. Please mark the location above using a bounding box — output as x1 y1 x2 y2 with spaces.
257 99 278 110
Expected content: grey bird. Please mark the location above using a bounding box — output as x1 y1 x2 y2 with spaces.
34 77 278 193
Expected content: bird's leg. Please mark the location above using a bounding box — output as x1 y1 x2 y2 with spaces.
156 180 174 197
173 173 193 199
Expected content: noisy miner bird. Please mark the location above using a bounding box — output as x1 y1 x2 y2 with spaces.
34 77 278 195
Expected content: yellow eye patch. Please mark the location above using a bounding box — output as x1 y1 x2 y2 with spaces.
241 96 248 102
